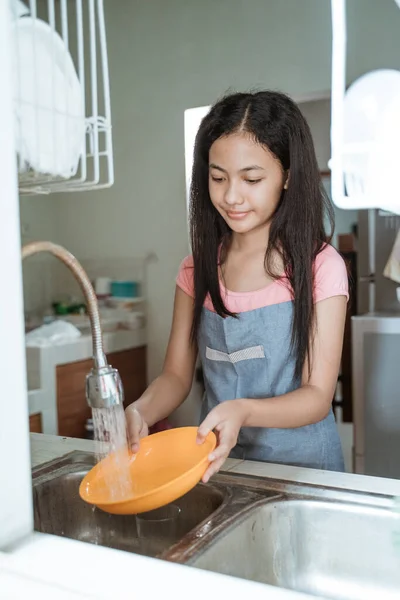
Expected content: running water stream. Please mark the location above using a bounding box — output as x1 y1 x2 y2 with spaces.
92 404 136 500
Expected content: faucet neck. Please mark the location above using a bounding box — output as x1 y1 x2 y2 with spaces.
22 241 123 409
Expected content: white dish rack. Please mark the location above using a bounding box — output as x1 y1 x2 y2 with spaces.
10 0 114 195
330 0 400 215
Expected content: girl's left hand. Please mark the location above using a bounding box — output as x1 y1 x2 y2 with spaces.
196 399 248 483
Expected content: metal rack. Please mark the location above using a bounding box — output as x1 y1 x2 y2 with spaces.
330 0 400 216
11 0 114 195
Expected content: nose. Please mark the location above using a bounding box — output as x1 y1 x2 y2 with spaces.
224 182 244 206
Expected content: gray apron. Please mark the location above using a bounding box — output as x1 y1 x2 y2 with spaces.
198 301 345 472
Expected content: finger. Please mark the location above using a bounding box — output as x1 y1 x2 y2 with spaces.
209 422 237 459
209 443 231 463
196 411 221 444
125 407 143 451
202 456 226 483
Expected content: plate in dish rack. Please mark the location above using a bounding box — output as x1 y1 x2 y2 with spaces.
11 17 85 177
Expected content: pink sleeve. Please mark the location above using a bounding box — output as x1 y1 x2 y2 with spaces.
314 245 349 303
176 255 194 297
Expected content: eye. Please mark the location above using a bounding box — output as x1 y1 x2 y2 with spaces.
245 179 262 185
210 176 224 183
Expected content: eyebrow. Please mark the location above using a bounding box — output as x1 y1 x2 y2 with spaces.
209 163 265 173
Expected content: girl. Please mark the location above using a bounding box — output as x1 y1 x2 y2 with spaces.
126 90 348 482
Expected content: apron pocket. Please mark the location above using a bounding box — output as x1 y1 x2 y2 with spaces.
206 344 265 363
203 343 270 413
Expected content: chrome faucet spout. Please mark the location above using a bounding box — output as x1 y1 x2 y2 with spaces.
22 241 124 409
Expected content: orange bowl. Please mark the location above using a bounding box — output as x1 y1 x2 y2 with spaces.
79 427 216 515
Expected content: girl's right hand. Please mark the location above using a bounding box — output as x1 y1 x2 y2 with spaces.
125 405 149 452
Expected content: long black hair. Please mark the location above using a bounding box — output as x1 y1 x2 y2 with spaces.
189 90 334 380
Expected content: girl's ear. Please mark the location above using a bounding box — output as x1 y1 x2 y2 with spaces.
284 171 290 190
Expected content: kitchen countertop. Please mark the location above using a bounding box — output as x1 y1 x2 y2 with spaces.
1 433 400 599
29 432 400 496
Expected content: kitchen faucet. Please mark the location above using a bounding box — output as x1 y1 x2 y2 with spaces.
22 241 124 409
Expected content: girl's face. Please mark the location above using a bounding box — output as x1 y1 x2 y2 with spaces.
208 132 286 236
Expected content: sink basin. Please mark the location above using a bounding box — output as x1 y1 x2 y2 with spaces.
32 451 400 599
190 479 400 600
32 451 266 558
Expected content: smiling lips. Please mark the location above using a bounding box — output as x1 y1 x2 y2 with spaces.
226 210 250 220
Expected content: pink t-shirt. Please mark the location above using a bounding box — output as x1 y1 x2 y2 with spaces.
176 244 349 313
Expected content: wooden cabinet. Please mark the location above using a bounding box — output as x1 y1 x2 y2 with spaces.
56 357 92 438
29 412 43 433
109 345 147 410
56 346 147 438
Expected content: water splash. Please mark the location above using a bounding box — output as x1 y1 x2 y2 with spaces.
92 404 128 460
92 403 135 500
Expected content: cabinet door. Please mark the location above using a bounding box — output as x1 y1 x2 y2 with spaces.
56 346 147 438
29 413 43 433
107 347 147 409
363 333 400 479
57 357 92 438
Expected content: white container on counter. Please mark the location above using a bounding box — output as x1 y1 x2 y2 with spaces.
120 311 145 330
94 277 111 297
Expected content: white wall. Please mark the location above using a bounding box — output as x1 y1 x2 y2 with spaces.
300 99 332 171
19 1 400 423
20 196 58 317
299 98 358 248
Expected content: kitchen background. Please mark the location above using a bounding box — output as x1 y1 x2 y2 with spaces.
20 0 400 479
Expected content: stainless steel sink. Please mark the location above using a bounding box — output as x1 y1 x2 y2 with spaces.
32 451 400 599
31 451 270 558
190 476 400 600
